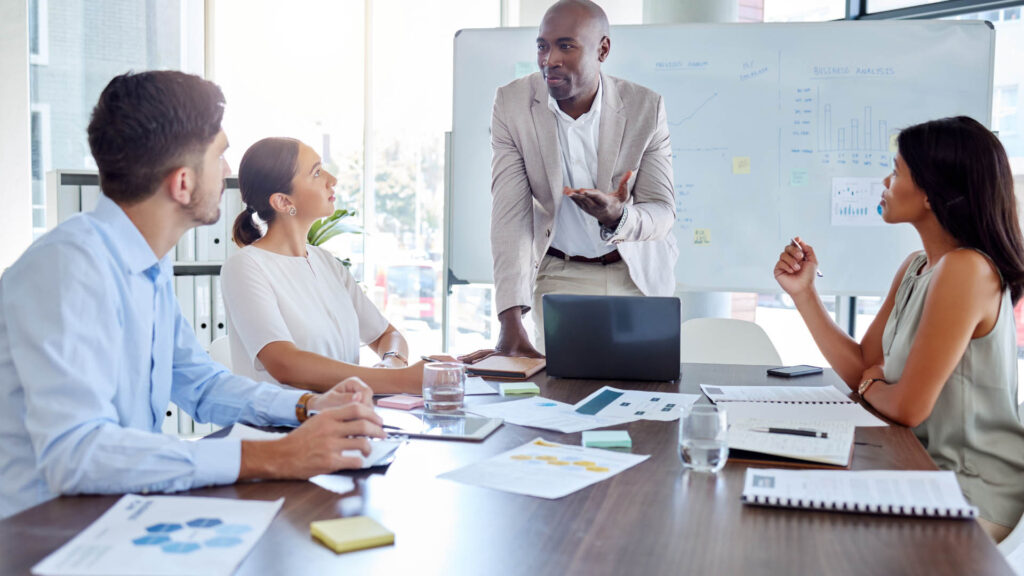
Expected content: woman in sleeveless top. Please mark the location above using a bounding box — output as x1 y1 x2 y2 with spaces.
773 116 1024 542
221 137 433 394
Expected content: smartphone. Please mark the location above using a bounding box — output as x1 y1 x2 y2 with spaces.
766 365 823 378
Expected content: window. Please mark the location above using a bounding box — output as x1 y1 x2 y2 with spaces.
28 0 48 65
868 0 944 13
762 0 845 22
369 0 500 357
28 0 203 237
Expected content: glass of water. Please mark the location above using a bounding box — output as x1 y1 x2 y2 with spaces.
679 404 728 473
422 362 465 411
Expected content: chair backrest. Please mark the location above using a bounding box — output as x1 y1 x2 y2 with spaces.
208 335 232 372
998 514 1024 574
680 318 782 366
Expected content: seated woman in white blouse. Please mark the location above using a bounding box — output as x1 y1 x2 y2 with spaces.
221 137 425 394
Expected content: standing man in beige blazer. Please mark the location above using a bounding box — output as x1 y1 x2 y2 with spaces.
462 0 677 361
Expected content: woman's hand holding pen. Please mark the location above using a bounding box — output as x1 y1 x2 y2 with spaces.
773 236 820 298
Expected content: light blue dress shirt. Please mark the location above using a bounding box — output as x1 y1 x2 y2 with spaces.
0 195 303 518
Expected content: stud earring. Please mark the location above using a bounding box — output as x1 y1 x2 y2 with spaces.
288 206 297 216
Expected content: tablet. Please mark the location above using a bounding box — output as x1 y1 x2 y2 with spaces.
379 409 503 442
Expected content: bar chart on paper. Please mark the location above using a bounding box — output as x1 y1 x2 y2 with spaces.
831 177 885 226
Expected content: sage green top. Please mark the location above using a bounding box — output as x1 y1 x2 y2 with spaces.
882 251 1024 527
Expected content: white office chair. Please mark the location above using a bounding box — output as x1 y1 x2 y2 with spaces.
680 317 782 366
208 335 232 372
1000 518 1024 575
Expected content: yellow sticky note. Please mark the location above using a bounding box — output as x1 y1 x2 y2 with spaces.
694 229 712 245
732 157 751 175
889 133 898 153
311 516 394 554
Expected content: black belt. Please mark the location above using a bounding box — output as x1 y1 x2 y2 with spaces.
546 247 622 265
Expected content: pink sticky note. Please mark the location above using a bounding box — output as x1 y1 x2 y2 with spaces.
377 395 425 410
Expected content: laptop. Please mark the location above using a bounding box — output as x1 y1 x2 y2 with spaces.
542 294 681 381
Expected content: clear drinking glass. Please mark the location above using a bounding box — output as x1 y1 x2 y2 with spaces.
422 362 465 411
679 404 728 473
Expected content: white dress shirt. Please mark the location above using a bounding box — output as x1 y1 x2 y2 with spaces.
0 195 302 519
547 80 616 259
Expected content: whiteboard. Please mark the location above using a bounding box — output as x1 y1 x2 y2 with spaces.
449 21 994 295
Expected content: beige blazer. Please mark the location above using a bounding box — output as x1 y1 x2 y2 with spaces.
490 72 677 315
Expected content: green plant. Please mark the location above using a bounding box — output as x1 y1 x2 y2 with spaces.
308 208 361 266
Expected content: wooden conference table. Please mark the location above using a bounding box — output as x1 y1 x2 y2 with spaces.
0 364 1012 576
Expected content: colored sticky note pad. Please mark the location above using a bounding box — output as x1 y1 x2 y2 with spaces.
790 170 809 186
732 156 751 174
582 430 632 449
499 382 540 396
377 395 424 410
310 516 394 554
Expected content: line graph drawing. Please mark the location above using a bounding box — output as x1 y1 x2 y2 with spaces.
668 92 718 126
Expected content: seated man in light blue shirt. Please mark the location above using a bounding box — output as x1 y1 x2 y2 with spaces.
0 70 385 519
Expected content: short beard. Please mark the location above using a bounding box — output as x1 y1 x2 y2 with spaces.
186 167 224 227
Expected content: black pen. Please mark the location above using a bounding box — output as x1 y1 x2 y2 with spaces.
750 427 829 439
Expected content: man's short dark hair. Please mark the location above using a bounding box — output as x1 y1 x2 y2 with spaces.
87 70 226 205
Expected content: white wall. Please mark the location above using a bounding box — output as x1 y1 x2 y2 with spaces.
0 0 32 270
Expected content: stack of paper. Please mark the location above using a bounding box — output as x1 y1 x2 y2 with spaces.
727 418 855 467
741 469 979 518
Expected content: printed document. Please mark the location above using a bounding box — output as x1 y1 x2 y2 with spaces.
721 402 887 427
701 384 853 404
470 397 634 433
227 424 401 468
439 437 649 499
32 494 282 576
728 418 855 467
573 386 701 421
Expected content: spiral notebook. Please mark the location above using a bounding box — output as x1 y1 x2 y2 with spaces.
741 469 978 518
701 384 853 405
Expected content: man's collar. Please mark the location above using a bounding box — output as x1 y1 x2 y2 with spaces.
547 75 603 122
92 194 168 278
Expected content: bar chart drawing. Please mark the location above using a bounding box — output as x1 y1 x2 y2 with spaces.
820 104 891 152
818 90 892 153
831 177 886 226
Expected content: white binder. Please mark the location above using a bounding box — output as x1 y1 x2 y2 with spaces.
224 186 243 260
211 275 227 340
175 229 196 262
174 276 196 330
161 403 179 436
194 275 212 348
57 185 80 224
177 410 195 436
79 185 101 212
196 194 228 261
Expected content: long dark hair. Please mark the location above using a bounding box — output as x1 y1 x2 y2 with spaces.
232 137 300 246
898 116 1024 303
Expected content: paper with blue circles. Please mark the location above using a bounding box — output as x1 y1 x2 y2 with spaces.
32 494 282 575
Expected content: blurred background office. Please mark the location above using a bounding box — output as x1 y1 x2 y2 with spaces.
1 0 1022 399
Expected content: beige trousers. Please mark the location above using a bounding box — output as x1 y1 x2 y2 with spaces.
531 254 644 353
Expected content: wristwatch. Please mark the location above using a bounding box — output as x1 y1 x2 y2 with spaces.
858 377 886 397
381 351 407 365
599 205 629 242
